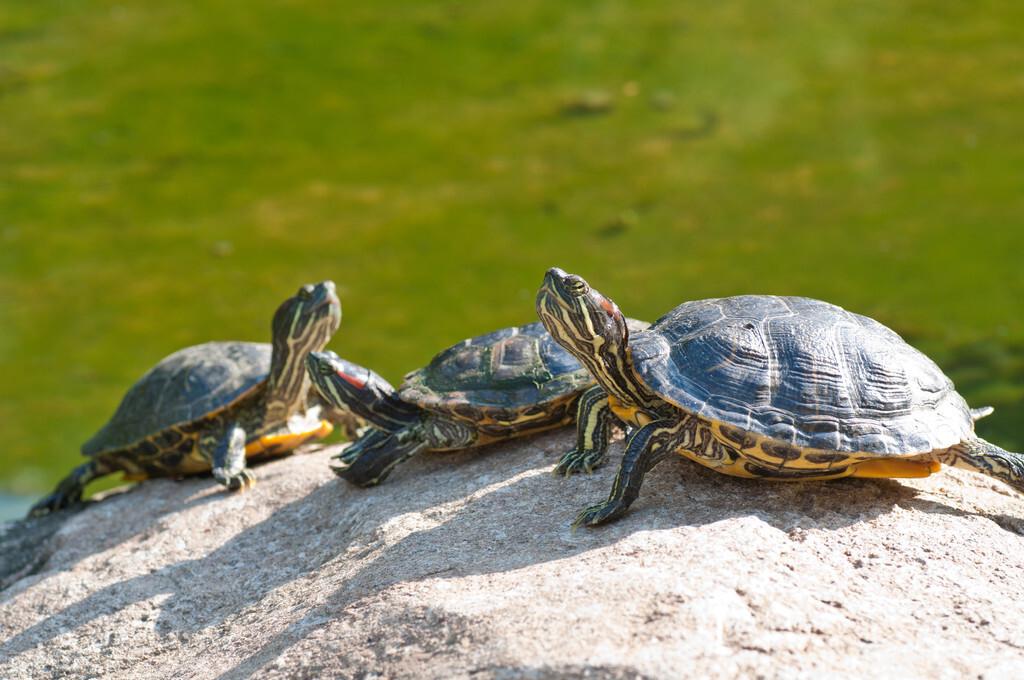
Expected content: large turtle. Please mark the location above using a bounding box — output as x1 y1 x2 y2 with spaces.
536 268 1022 527
305 319 646 486
30 281 354 516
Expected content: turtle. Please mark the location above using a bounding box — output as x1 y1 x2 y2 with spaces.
536 267 1021 527
29 281 354 516
305 319 647 487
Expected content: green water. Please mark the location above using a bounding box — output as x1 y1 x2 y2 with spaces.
2 1 1023 499
0 494 33 522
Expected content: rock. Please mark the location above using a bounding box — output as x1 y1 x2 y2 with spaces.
0 511 69 589
1 431 1023 679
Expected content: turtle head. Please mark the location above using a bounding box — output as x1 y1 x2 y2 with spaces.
306 351 420 430
267 281 341 414
272 281 341 348
537 268 653 409
537 267 630 363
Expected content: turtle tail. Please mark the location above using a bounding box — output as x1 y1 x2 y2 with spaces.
27 460 109 517
943 438 1024 495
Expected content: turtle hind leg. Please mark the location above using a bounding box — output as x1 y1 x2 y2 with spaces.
28 460 109 517
943 438 1024 495
555 385 615 476
332 427 426 487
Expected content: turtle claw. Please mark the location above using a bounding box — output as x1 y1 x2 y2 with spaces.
554 449 606 476
329 448 360 476
27 493 81 518
328 461 352 477
571 501 620 528
334 447 361 467
213 468 256 491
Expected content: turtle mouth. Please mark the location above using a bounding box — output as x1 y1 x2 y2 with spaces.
309 281 341 329
311 281 339 309
323 293 341 327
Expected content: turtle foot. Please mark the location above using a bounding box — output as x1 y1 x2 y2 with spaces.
27 492 82 518
330 463 385 488
333 445 362 467
328 447 363 478
213 468 256 492
554 449 607 476
571 500 625 528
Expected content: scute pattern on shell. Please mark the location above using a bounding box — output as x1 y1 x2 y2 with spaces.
629 296 973 455
399 322 592 417
81 342 271 456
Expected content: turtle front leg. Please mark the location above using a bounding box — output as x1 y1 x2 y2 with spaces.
333 413 474 487
332 425 427 487
28 460 110 517
555 385 615 476
942 438 1024 495
208 424 255 491
332 427 392 467
573 418 681 527
309 392 367 440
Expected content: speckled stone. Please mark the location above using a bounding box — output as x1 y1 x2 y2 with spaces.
2 431 1023 679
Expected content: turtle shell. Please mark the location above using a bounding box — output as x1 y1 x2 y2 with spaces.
398 322 589 421
629 296 972 456
82 342 271 456
398 320 639 419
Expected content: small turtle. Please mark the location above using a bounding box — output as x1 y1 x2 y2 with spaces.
30 281 351 516
306 319 646 486
536 268 1021 527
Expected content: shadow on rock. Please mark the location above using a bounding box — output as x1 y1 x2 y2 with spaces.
2 477 242 587
2 448 345 588
215 436 1013 678
0 512 71 589
4 430 1019 673
0 446 527 660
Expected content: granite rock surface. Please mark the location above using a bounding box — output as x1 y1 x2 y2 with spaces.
2 431 1023 679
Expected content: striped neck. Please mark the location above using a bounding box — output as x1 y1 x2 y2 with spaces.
265 324 331 423
266 344 310 423
580 339 661 415
535 269 660 417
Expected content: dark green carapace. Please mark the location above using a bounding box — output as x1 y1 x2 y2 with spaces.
30 282 353 516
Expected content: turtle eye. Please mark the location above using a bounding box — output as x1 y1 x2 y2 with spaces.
319 362 335 375
565 276 589 297
298 285 314 301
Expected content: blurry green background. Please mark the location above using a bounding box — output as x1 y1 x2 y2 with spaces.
2 1 1023 516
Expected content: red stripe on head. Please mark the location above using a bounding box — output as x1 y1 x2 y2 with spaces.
337 370 366 389
599 297 617 315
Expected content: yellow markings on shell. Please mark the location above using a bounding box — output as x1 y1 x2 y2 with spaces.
699 419 940 481
122 450 211 481
677 448 761 478
245 419 334 456
850 459 941 479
